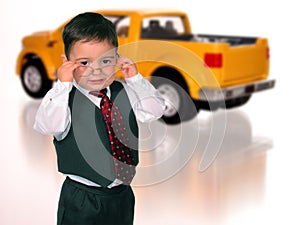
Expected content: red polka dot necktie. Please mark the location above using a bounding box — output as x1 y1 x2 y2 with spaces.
89 89 136 185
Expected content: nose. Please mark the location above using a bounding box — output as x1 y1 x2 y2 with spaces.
91 67 103 75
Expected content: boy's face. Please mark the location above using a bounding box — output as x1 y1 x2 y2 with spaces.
69 40 117 91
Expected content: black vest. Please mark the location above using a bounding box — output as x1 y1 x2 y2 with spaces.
53 81 139 187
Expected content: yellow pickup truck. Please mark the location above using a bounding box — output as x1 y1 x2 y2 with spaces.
16 9 275 124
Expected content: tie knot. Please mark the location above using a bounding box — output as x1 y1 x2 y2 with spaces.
89 88 107 98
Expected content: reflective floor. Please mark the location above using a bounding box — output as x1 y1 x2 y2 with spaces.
2 1 300 224
2 73 300 225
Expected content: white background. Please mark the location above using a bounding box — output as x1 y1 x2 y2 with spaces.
1 0 299 224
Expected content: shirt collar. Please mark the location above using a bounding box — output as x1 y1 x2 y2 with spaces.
73 80 111 98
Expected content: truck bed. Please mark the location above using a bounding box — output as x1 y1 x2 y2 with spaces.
193 34 257 46
142 32 268 87
142 32 258 47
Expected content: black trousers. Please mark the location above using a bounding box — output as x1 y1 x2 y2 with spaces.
57 177 135 225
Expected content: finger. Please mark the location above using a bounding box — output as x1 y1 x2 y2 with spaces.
118 59 131 70
63 59 80 70
117 57 124 68
61 54 68 63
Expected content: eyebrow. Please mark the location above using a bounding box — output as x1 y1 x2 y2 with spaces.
75 55 116 61
75 57 89 61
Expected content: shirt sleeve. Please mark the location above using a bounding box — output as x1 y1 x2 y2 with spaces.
124 73 166 123
33 81 73 140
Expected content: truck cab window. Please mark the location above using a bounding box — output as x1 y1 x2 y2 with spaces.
141 16 184 39
105 16 130 38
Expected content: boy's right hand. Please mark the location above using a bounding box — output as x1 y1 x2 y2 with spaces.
57 55 79 82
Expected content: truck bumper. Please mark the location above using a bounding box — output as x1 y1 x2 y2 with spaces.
199 79 276 102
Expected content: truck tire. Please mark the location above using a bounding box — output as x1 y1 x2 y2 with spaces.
21 59 53 98
151 71 197 124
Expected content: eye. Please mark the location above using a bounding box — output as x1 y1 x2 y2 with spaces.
78 60 90 66
101 58 112 65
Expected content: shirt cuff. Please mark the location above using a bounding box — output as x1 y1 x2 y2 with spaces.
124 73 143 84
55 80 73 92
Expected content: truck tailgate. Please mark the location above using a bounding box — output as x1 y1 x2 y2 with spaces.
222 39 269 85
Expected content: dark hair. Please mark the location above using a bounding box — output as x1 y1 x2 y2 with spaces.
62 12 118 58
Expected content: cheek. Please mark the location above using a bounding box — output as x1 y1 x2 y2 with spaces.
74 74 81 83
74 75 88 87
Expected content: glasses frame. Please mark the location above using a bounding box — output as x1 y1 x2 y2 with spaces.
74 53 119 77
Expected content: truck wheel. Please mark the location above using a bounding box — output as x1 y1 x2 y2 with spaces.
21 59 53 98
151 74 197 124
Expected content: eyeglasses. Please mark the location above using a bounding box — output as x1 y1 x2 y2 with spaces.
74 55 118 77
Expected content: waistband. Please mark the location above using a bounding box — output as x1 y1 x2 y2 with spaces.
65 176 128 195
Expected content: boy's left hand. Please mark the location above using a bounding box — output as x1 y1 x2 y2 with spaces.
118 57 138 78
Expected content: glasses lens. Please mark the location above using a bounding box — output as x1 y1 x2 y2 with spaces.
73 53 118 77
74 66 93 77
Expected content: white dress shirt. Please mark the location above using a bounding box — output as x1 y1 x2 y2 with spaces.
33 73 165 187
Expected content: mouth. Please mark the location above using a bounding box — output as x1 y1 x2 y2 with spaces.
88 79 106 85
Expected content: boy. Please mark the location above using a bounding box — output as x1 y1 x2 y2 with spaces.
34 12 165 225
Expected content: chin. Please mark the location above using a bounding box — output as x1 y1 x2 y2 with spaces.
90 84 106 91
87 77 115 91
